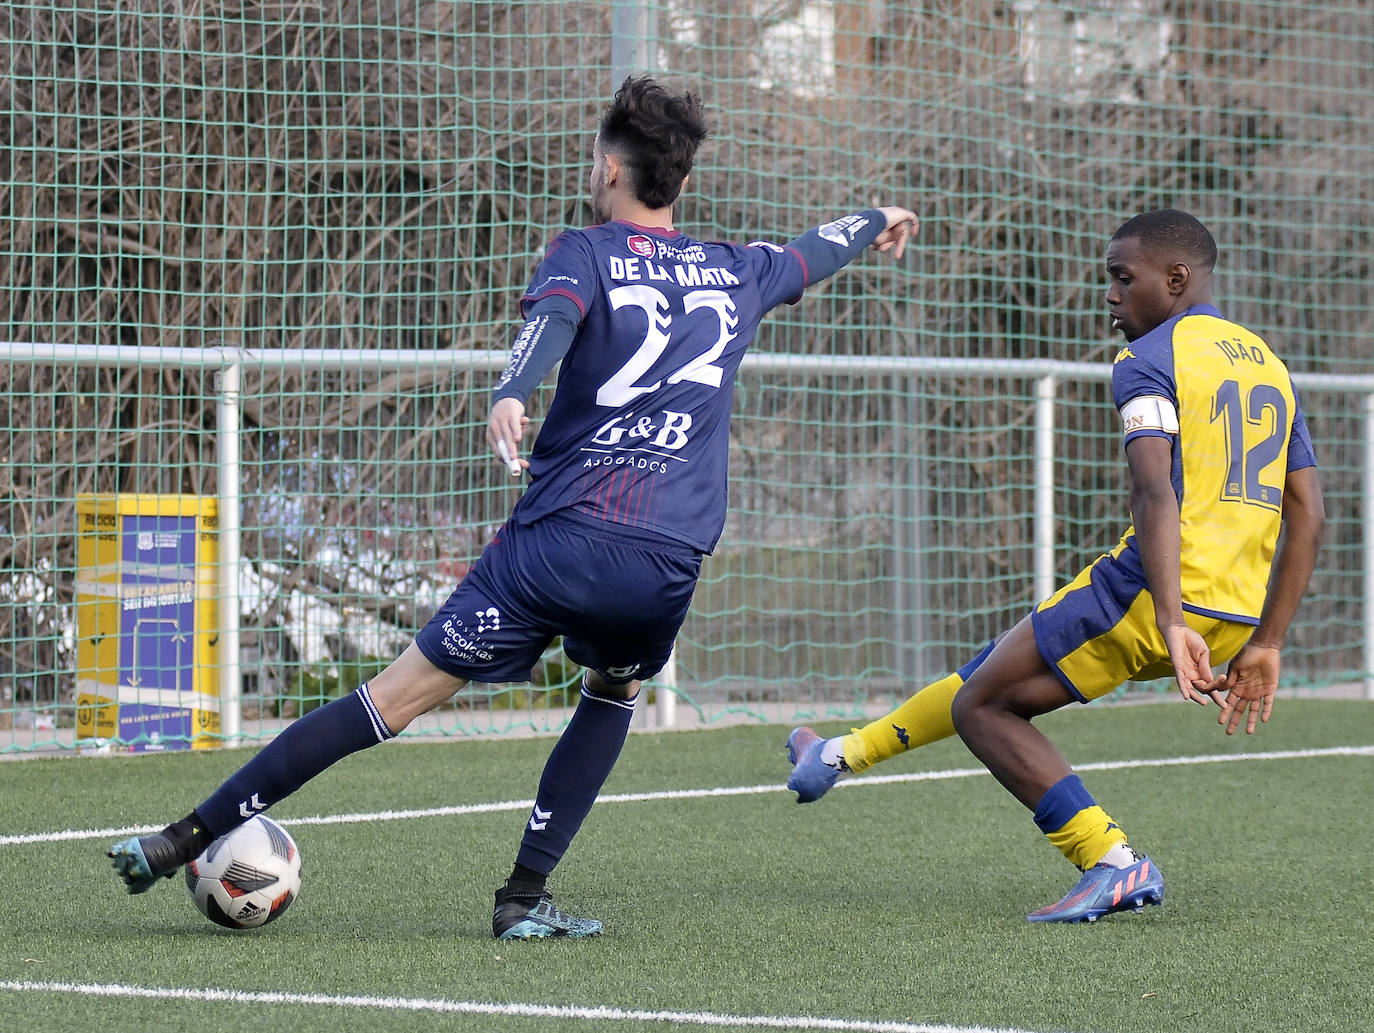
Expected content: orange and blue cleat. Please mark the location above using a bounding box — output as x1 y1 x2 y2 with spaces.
785 726 847 803
1027 854 1164 923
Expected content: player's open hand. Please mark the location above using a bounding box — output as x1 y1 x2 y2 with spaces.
1162 622 1222 707
871 207 918 260
1214 641 1280 735
486 396 529 477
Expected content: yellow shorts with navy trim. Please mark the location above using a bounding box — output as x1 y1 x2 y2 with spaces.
1031 553 1255 702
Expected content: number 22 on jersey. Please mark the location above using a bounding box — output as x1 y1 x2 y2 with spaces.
596 285 739 407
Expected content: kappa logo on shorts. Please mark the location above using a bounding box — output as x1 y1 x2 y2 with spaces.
605 663 641 680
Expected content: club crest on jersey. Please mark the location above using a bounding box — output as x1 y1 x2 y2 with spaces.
627 234 655 258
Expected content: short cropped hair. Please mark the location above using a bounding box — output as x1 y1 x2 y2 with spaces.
1111 209 1218 271
598 75 709 210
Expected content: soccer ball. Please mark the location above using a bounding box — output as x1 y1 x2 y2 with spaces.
184 815 302 929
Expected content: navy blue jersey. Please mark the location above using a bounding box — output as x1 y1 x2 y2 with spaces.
496 212 885 552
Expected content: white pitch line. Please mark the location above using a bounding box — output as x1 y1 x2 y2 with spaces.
0 979 1073 1033
2 744 1371 847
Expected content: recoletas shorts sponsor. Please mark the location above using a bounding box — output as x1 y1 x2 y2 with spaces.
414 510 701 685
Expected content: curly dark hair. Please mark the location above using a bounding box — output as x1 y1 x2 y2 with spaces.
598 75 709 210
1111 209 1218 271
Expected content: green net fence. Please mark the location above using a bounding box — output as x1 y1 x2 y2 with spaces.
2 1 1371 753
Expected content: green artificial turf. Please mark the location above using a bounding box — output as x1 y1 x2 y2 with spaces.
1 699 1370 1033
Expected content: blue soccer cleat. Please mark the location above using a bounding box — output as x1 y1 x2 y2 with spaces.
108 832 189 894
492 888 603 941
786 726 847 803
1027 854 1164 923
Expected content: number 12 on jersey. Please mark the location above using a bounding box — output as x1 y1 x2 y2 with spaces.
1211 379 1287 510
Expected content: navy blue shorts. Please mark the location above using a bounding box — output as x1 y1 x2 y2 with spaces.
414 511 702 685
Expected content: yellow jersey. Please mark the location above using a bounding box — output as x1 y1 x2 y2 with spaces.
1109 304 1316 624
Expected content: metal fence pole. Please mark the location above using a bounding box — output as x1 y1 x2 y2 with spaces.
1033 374 1057 604
612 1 657 83
895 378 928 684
3 341 1368 741
1365 392 1374 700
216 358 243 745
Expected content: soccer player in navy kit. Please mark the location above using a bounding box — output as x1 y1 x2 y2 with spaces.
786 210 1325 922
109 75 918 939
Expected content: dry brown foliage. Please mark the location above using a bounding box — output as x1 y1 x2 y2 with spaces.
1 2 1368 703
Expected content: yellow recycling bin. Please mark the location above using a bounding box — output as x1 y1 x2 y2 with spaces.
74 495 221 752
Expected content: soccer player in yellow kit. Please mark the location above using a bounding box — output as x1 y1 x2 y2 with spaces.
786 209 1325 922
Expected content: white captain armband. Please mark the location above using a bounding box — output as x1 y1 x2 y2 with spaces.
1119 394 1179 437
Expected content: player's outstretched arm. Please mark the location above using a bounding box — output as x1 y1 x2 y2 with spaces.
780 206 917 290
1216 465 1324 734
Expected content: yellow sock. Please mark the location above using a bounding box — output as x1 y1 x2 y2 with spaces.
840 672 962 773
1033 775 1129 870
1045 806 1129 870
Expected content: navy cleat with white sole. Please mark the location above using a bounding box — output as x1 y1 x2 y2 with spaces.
108 832 190 894
1027 855 1164 923
492 887 603 941
785 726 847 803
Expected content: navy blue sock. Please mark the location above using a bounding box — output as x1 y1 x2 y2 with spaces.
195 684 393 837
515 681 637 875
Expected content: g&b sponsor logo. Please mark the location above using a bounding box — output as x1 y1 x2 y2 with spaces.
627 234 655 258
590 409 692 450
581 409 693 475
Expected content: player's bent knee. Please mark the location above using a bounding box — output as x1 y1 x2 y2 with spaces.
584 671 641 701
948 684 982 736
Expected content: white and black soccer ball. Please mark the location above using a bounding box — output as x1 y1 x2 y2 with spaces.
184 815 302 930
